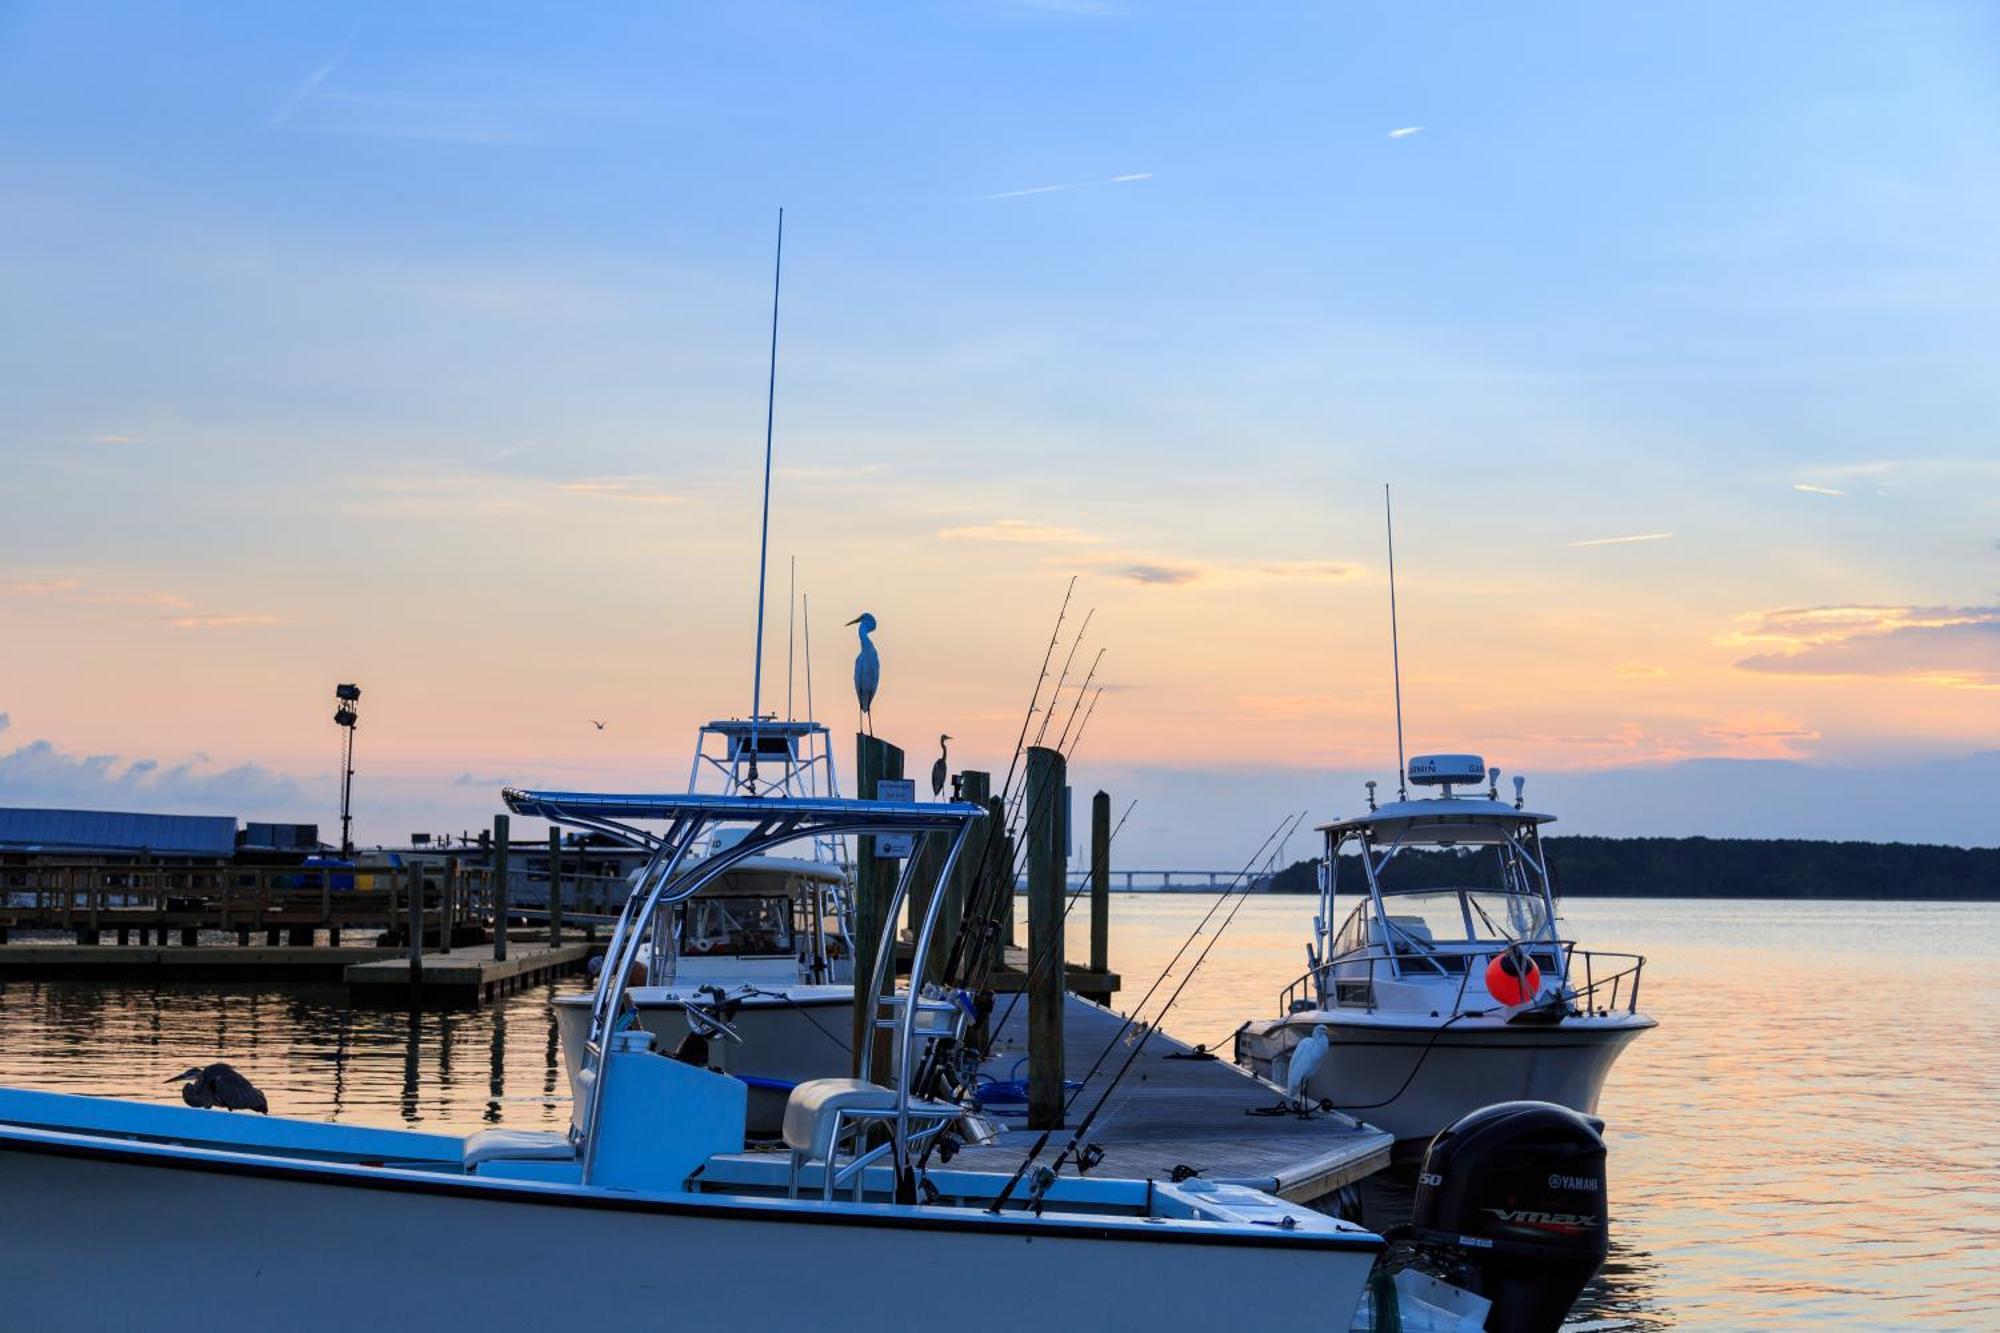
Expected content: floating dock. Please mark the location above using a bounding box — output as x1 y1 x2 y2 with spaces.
345 942 595 1006
950 994 1394 1205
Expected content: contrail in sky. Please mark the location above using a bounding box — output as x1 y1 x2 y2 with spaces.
980 172 1153 201
1387 126 1424 139
1792 483 1847 497
1567 532 1675 548
269 24 357 127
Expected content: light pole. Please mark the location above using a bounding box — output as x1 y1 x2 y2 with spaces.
334 684 361 858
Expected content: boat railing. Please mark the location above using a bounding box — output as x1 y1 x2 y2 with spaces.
1278 941 1647 1017
1559 944 1647 1016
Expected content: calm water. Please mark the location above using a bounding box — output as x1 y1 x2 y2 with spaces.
1 898 1995 1328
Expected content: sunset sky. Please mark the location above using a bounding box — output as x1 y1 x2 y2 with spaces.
3 2 1997 860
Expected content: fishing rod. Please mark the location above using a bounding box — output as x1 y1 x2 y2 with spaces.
983 811 1300 1214
935 581 1077 986
1008 612 1093 829
1052 650 1104 754
1056 816 1303 1138
941 667 1115 1010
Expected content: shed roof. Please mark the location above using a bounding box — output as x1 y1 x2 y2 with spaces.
0 806 239 858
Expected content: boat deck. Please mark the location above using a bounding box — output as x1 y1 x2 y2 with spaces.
948 994 1394 1206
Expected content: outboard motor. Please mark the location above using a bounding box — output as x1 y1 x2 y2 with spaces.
1405 1101 1608 1333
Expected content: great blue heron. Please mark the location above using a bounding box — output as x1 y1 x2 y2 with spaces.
930 734 952 798
845 612 879 734
166 1063 268 1113
1284 1025 1329 1116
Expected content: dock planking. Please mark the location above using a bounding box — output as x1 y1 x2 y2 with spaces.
947 993 1394 1205
344 942 594 1006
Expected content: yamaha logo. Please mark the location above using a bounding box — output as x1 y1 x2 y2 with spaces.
1548 1173 1599 1191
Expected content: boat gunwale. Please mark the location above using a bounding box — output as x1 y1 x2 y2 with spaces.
0 1121 1385 1253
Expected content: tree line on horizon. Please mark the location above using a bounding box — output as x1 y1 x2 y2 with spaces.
1264 836 2000 901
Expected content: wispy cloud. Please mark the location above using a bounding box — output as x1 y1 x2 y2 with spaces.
1120 562 1202 586
1616 663 1668 679
980 172 1154 202
939 519 1100 544
1792 482 1847 497
1387 126 1424 139
1727 604 2000 691
1067 550 1365 590
559 476 683 504
778 462 885 482
166 613 285 630
1567 532 1674 548
0 578 79 595
92 434 134 445
483 441 532 463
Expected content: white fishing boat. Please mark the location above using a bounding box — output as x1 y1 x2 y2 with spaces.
0 791 1385 1330
551 717 862 1134
1234 754 1655 1150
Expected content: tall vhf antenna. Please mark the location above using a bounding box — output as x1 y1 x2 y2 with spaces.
1384 483 1407 801
748 208 785 789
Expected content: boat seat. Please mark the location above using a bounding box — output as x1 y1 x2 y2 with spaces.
782 1077 962 1201
462 1128 576 1169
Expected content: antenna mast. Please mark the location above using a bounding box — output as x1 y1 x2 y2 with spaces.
749 208 785 788
1385 483 1407 801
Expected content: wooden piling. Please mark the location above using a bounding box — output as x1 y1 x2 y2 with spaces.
547 830 564 948
946 770 991 980
407 862 424 991
1086 790 1112 1005
1025 745 1067 1130
492 815 510 962
439 859 456 954
850 734 904 1076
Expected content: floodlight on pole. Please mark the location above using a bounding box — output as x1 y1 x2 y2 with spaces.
334 684 361 858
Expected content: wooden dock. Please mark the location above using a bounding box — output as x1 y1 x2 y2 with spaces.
948 993 1393 1205
344 942 594 1006
0 944 399 983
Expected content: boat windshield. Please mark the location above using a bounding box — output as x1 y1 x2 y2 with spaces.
679 895 795 957
1366 887 1552 948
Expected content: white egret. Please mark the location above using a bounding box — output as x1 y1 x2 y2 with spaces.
1284 1024 1329 1114
846 612 879 734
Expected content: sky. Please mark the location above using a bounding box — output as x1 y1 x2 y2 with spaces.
2 1 1997 861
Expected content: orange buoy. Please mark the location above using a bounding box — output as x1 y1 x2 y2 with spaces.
1485 944 1541 1006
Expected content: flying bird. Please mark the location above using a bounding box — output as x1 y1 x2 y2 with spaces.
931 734 953 799
846 612 879 735
589 720 606 730
167 1063 268 1113
1283 1025 1329 1115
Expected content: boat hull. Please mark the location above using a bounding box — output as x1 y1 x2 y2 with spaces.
0 1128 1378 1332
555 991 855 1135
1239 1012 1652 1149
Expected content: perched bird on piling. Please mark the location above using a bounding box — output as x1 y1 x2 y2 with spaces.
1284 1025 1329 1115
166 1063 268 1113
845 612 879 735
931 734 953 798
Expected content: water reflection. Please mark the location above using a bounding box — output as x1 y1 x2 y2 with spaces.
0 897 1995 1326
